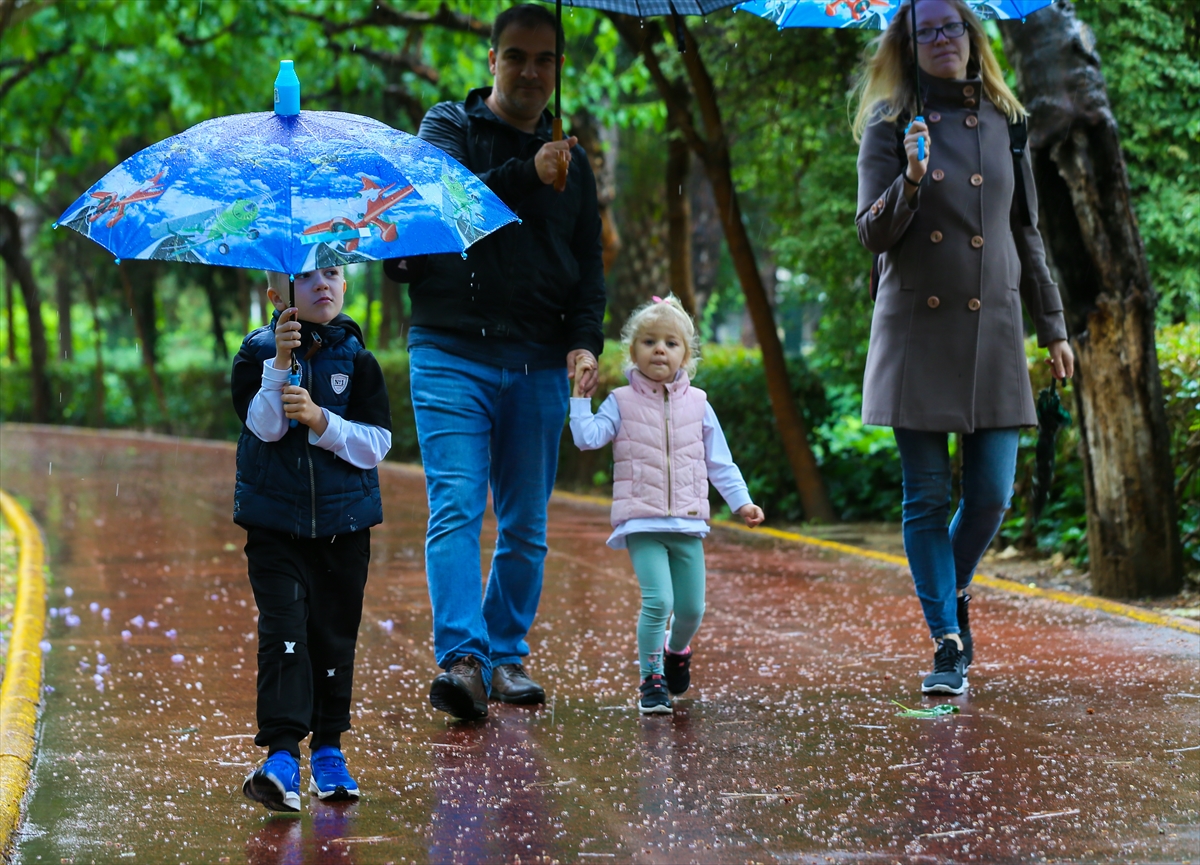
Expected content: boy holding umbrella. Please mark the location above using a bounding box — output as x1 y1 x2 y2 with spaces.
230 266 392 812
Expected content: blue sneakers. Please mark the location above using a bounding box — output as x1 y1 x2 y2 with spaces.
308 746 360 801
243 751 301 813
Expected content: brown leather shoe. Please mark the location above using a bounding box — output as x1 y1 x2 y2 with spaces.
429 656 488 720
490 663 545 705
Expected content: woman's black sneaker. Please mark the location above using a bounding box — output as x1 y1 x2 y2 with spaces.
921 636 967 695
957 593 973 669
638 674 673 714
663 646 692 695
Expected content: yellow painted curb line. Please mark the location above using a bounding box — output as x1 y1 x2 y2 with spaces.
0 491 47 858
550 489 1200 637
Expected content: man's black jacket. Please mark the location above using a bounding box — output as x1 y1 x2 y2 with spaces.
386 87 605 359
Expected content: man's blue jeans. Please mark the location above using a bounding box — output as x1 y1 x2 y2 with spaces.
409 345 568 689
893 427 1019 638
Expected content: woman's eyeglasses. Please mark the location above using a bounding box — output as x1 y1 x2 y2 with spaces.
914 21 968 43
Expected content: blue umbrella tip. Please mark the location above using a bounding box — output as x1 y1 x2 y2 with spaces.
114 258 121 265
51 222 58 229
460 252 468 260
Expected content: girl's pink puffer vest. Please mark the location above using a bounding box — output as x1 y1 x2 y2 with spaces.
611 368 709 526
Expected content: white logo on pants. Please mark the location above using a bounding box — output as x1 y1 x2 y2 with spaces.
330 373 349 394
284 642 296 654
327 669 336 677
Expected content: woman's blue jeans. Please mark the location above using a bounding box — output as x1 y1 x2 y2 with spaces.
893 427 1019 638
409 345 569 688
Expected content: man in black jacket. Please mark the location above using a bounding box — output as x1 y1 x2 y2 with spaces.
386 3 605 720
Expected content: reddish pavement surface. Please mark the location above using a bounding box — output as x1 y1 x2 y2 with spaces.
1 425 1197 865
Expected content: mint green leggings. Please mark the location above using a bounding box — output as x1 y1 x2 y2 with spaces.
626 532 706 678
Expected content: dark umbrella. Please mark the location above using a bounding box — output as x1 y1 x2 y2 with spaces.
543 0 743 190
1031 377 1072 521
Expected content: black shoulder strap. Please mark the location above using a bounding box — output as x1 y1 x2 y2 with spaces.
1009 119 1033 227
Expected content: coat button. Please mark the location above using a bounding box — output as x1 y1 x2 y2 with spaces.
964 98 977 107
971 235 984 248
968 298 982 311
965 115 979 128
931 230 944 243
932 169 945 181
927 296 941 309
963 85 976 97
928 112 942 123
970 173 983 187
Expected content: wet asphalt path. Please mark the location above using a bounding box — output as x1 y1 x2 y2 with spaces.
1 425 1197 864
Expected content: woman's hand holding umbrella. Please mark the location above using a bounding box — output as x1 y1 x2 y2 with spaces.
902 118 931 205
1046 339 1075 381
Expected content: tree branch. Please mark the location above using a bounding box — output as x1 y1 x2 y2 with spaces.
326 39 439 85
0 40 70 104
175 19 238 47
291 0 489 38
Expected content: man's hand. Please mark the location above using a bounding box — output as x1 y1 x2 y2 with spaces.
272 308 301 370
535 137 577 185
1047 339 1075 380
737 503 765 528
282 385 327 435
567 348 598 398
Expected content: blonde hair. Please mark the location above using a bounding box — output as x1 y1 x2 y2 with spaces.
620 295 700 377
264 268 344 295
851 0 1025 141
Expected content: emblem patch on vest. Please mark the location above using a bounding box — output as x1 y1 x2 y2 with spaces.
330 373 349 394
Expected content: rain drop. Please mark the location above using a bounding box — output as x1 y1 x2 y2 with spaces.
172 654 185 664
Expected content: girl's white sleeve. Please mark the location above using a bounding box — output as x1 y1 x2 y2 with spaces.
569 394 621 450
703 404 753 513
310 413 392 470
246 360 291 442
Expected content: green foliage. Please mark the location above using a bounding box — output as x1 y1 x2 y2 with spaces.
1073 0 1200 324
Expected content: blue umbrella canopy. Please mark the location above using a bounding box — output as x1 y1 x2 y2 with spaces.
56 106 517 274
555 0 738 11
735 0 1052 30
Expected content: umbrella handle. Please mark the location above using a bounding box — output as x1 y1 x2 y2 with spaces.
288 368 301 428
553 118 568 193
911 116 925 162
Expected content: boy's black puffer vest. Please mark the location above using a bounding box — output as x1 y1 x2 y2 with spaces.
233 314 382 538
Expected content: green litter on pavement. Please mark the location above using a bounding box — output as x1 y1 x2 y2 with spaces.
892 700 960 718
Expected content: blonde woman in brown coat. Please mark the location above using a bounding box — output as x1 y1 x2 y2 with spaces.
853 0 1074 696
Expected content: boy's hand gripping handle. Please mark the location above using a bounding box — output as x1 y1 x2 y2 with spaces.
288 362 301 428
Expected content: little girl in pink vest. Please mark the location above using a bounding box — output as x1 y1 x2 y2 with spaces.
570 296 764 714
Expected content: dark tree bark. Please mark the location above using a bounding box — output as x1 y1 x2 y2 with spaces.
203 271 229 360
1001 0 1182 597
666 81 696 316
118 262 170 427
55 262 72 361
570 109 621 276
82 271 106 427
0 202 50 421
611 14 835 523
4 261 16 363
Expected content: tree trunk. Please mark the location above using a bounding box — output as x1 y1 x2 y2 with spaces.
83 272 106 427
363 265 376 349
0 202 50 422
119 262 170 428
612 14 835 523
570 108 621 275
4 261 15 362
666 82 697 317
55 263 73 362
204 272 228 360
1001 0 1182 597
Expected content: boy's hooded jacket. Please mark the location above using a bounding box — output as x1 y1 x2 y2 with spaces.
230 311 390 538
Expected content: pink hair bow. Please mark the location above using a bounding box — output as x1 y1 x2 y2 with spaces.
651 296 665 303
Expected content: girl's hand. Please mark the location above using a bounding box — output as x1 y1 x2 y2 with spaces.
903 119 930 183
273 309 301 370
568 349 599 398
737 503 765 528
282 385 327 435
1046 339 1075 380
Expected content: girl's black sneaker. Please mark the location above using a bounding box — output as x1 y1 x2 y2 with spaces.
638 674 673 714
663 646 692 695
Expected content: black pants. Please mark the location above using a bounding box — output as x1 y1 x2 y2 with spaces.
245 526 370 758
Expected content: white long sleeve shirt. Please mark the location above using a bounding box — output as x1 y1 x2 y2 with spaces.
569 394 753 549
246 360 392 470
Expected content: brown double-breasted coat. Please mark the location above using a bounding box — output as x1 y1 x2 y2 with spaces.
856 75 1067 433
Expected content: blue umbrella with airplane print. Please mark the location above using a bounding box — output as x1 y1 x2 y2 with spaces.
56 61 517 276
734 0 1052 30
